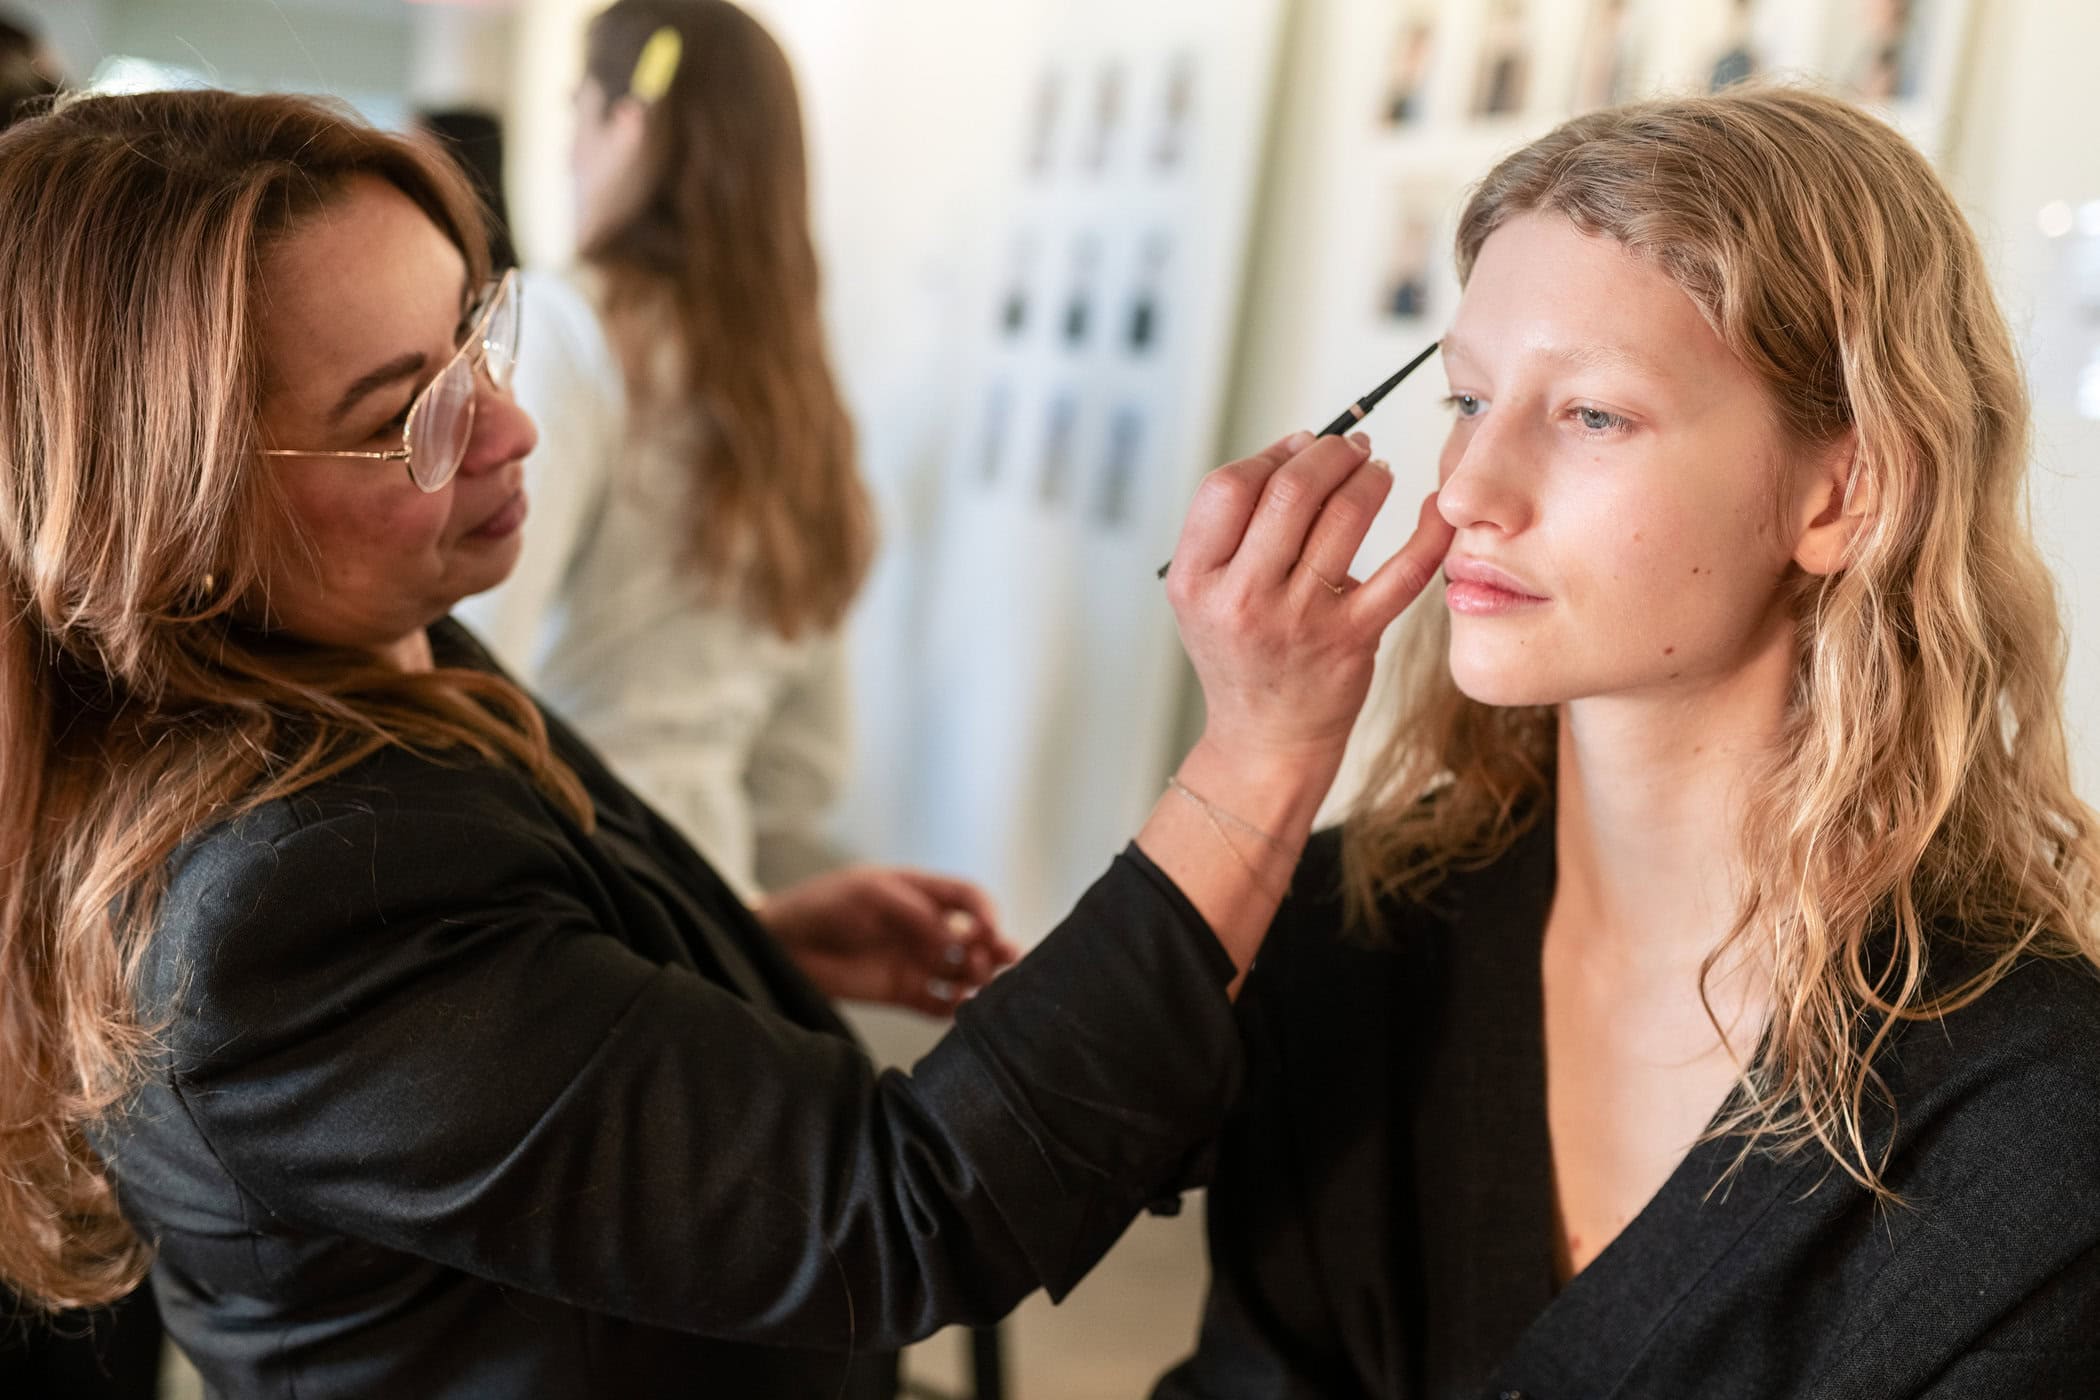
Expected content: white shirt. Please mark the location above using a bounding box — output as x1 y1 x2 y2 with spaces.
457 270 850 905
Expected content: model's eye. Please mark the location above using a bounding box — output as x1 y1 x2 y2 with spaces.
1443 393 1484 419
1572 405 1630 434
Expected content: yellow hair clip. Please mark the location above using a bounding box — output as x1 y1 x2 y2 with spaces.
630 26 683 104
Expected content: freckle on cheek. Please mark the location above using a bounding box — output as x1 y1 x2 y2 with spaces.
1664 645 1675 656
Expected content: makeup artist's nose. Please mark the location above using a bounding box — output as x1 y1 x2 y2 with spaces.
1437 414 1535 536
457 383 538 478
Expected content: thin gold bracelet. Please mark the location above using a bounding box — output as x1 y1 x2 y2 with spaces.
1167 778 1287 900
1166 775 1292 855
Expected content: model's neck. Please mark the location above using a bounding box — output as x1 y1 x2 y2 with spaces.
1549 620 1794 975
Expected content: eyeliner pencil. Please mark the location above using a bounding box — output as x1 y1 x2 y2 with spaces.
1157 339 1441 579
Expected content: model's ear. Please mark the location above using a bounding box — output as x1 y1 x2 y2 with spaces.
1790 428 1868 577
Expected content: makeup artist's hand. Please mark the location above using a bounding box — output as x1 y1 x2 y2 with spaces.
757 867 1018 1017
1164 429 1454 789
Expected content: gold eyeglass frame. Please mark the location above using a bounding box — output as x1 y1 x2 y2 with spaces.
258 267 520 494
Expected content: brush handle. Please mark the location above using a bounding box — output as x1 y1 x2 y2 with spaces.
1316 403 1368 437
1159 341 1437 579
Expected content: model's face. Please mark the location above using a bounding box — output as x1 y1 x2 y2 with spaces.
1434 212 1825 708
253 175 536 657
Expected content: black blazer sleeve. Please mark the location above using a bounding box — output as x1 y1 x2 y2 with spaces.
141 769 1243 1354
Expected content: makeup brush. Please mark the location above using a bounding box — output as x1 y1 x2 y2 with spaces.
1157 339 1440 579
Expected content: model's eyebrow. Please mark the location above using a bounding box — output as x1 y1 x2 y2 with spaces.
1440 332 1675 381
327 352 426 427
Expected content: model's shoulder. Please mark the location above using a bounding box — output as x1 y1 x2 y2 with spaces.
1922 946 2100 1091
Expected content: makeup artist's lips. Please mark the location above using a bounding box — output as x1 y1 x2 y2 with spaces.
1444 556 1548 616
465 490 527 542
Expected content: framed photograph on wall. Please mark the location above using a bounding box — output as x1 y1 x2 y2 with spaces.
1378 4 1440 128
1377 179 1451 324
1470 0 1535 120
1571 0 1648 110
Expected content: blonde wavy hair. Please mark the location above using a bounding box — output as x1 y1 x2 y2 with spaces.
0 90 589 1311
1345 86 2100 1194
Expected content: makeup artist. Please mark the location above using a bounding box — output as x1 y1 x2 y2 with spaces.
458 0 868 905
0 81 1455 1400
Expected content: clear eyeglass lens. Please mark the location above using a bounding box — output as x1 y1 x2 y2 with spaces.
482 280 520 390
408 355 477 491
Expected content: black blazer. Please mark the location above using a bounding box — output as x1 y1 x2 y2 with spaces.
1156 822 2100 1399
94 621 1243 1399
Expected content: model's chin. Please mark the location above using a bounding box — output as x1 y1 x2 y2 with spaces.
1446 641 1568 709
1449 670 1561 708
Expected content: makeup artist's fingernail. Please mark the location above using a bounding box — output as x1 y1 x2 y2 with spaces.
927 978 958 1002
1287 430 1315 451
1349 431 1372 451
943 908 975 937
943 943 967 967
1370 458 1391 474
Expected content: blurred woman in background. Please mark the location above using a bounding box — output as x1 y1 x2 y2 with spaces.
460 0 867 901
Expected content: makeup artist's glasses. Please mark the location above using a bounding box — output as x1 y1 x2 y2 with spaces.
260 268 521 494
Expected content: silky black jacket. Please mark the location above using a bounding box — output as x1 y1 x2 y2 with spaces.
94 621 1242 1399
1156 822 2100 1400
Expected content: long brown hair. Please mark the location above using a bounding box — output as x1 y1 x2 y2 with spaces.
0 89 589 1311
582 0 872 640
1346 87 2100 1195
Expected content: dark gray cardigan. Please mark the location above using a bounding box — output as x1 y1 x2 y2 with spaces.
1156 821 2100 1400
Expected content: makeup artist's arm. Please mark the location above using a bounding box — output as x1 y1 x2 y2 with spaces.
1138 431 1454 991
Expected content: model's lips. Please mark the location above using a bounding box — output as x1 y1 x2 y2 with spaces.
1443 555 1548 616
464 489 527 542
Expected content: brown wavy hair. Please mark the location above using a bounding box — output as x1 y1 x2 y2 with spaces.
0 89 589 1311
1346 86 2100 1194
581 0 872 640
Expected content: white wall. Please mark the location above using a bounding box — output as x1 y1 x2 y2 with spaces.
1947 0 2100 801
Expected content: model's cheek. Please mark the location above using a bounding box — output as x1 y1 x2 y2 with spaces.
1436 428 1467 487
